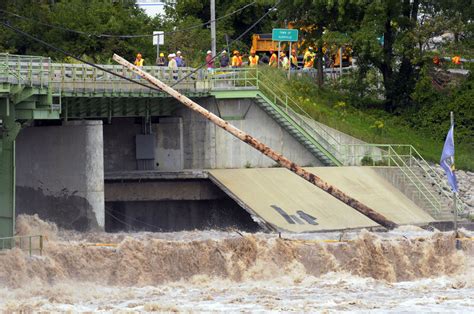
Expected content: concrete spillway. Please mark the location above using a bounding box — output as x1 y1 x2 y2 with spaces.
209 167 434 232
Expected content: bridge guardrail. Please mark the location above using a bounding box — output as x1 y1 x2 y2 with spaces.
0 53 50 88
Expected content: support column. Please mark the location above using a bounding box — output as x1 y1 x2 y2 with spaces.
0 98 21 238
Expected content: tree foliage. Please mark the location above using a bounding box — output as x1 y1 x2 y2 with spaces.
0 0 159 63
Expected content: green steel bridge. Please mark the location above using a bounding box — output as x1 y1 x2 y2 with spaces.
0 53 462 239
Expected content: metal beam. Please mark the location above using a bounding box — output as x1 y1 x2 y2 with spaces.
0 98 21 238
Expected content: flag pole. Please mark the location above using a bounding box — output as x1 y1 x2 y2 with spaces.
450 111 458 235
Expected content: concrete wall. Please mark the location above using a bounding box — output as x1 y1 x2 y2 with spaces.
103 97 320 172
16 121 104 231
105 180 226 201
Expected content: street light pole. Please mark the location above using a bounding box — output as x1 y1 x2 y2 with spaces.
210 0 216 57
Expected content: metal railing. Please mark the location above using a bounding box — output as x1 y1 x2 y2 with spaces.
0 53 51 88
0 235 44 256
251 71 343 161
343 143 464 214
49 63 212 94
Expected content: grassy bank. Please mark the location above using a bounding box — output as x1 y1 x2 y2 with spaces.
259 67 473 171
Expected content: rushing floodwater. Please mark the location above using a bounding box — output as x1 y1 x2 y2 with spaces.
0 215 472 312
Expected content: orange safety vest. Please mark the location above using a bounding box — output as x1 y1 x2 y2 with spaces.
249 55 259 67
452 56 461 65
269 53 277 67
232 55 242 67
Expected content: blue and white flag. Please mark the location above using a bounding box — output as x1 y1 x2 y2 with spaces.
440 125 458 193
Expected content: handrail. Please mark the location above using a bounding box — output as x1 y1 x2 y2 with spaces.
387 146 442 213
342 143 466 215
246 70 343 158
0 235 44 256
407 146 464 213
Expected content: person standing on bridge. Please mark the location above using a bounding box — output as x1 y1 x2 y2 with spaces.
303 47 315 71
249 49 259 67
281 52 289 70
134 53 144 79
175 51 185 67
134 53 144 67
168 53 178 80
269 50 278 67
231 50 242 68
156 52 166 66
290 49 298 69
206 50 214 71
220 50 229 68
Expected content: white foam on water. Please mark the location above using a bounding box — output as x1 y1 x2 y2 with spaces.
0 216 472 312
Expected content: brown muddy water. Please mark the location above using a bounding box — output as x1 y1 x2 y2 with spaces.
1 215 473 312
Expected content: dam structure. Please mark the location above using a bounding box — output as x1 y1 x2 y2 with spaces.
0 53 462 237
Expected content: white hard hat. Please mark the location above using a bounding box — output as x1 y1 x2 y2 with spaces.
169 53 176 58
222 50 227 54
207 50 212 54
176 51 181 54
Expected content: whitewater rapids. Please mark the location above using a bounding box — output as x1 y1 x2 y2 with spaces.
0 215 473 312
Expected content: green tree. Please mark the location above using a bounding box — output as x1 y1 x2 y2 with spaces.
278 0 358 86
0 0 158 63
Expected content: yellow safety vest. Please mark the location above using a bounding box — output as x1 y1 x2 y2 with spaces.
249 55 259 67
134 58 144 67
303 52 314 68
269 53 277 67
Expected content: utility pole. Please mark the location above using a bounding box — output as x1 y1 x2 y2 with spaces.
112 53 398 230
210 0 217 57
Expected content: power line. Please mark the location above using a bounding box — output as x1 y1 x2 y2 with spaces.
0 2 256 39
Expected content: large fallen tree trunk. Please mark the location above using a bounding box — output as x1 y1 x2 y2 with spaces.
112 54 397 230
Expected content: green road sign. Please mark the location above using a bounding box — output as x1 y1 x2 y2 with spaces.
272 29 298 42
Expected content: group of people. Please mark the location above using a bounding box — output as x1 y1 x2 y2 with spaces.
133 47 321 71
133 51 187 69
209 49 299 70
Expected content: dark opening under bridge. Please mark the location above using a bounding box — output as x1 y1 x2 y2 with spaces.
0 53 460 239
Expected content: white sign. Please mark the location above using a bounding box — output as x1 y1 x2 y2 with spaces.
153 31 164 46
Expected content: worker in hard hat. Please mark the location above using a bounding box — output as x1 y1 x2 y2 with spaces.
269 50 278 67
290 49 298 69
175 51 185 67
134 53 144 67
156 52 165 66
249 49 259 67
220 50 230 67
134 53 144 79
452 55 461 65
303 47 315 70
231 50 242 68
206 50 214 70
281 52 289 70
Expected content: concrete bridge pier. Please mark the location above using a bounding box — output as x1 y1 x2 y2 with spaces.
15 120 105 231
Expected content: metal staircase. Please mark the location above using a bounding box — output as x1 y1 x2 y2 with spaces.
253 93 340 166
